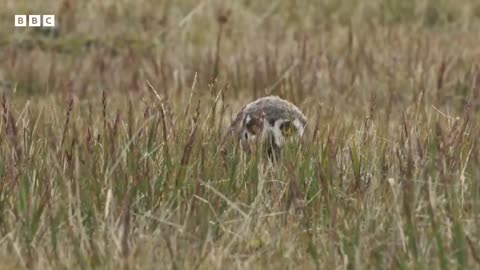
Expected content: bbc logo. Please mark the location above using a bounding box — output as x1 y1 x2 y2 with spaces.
15 15 55 27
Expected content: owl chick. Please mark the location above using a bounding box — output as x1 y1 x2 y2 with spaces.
222 96 307 160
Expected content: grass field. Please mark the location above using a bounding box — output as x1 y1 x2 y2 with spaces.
1 0 480 269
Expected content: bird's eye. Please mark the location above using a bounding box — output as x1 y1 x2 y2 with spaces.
280 121 296 137
245 117 261 135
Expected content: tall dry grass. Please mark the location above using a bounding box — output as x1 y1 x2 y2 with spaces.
1 0 480 269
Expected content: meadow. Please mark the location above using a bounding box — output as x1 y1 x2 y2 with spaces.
1 0 480 269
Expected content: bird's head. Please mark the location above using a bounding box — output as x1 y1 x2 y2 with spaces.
239 112 305 160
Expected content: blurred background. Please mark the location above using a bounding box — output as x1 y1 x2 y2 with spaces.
2 0 480 123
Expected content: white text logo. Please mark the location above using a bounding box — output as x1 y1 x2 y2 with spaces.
15 15 55 27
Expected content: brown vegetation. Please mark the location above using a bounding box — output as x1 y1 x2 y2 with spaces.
1 0 480 269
